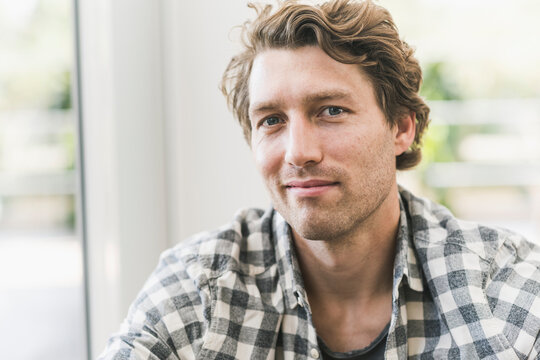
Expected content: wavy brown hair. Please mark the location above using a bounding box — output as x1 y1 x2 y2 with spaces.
221 0 430 170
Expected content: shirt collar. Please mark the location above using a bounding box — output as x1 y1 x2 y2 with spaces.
394 191 425 293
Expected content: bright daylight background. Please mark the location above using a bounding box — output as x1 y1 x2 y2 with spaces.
0 0 538 359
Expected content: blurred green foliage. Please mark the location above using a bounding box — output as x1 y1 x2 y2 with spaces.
418 63 515 209
419 62 461 208
420 62 461 101
420 62 460 167
419 62 504 165
48 70 71 110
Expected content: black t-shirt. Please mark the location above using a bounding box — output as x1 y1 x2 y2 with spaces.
317 323 389 360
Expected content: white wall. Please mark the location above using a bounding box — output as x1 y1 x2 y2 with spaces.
78 0 167 357
79 0 269 357
161 1 269 244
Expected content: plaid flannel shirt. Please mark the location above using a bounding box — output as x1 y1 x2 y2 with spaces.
99 188 540 359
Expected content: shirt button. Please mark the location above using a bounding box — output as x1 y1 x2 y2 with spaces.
310 348 320 359
294 291 304 307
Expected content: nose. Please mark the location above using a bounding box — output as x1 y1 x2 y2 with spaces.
284 116 323 167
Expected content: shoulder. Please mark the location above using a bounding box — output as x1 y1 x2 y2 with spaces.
400 187 538 265
400 187 539 289
140 206 277 311
400 187 540 358
99 207 276 359
161 206 276 280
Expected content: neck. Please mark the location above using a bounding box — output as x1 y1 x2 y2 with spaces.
293 185 400 304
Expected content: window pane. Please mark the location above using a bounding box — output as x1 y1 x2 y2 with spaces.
0 0 87 359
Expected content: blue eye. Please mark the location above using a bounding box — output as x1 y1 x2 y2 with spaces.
327 106 343 116
263 116 282 126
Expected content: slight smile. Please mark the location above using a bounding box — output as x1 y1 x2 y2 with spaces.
285 180 339 197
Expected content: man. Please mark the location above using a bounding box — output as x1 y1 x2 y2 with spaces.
99 0 540 359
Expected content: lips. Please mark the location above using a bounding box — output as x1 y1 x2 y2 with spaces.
285 179 338 197
286 179 337 188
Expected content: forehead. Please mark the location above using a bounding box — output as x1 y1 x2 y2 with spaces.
248 46 374 113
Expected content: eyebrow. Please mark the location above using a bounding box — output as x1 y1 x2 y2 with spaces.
249 90 355 117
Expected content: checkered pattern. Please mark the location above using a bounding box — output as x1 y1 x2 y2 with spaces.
98 188 540 359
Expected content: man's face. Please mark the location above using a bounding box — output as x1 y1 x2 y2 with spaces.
248 46 401 241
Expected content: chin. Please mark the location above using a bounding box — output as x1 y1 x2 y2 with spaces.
289 213 351 241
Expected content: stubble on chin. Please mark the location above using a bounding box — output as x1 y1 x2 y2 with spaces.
285 201 350 241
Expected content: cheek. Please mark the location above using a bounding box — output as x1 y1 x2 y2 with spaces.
336 129 392 166
329 131 364 162
253 141 282 182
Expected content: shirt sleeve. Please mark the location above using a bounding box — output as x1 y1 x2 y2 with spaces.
97 248 211 360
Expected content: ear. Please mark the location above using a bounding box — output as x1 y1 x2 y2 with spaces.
394 111 416 156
